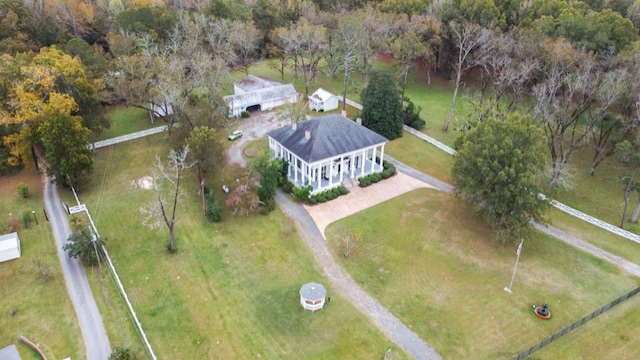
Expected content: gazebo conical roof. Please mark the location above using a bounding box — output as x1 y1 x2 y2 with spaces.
299 282 326 301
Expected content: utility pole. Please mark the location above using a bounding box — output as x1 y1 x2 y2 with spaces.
505 239 523 294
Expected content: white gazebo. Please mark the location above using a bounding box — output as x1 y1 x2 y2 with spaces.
267 114 388 194
0 232 21 263
309 88 339 112
299 282 327 312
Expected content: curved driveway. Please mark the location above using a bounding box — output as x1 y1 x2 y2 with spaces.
44 177 111 360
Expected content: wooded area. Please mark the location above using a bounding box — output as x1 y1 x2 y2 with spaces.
0 0 639 193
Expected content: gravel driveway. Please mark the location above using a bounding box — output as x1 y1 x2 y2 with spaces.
226 112 442 359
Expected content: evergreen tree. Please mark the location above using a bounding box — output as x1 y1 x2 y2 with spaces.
360 71 403 140
452 113 549 241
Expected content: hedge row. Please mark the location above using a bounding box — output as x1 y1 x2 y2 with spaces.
357 161 397 187
309 185 349 205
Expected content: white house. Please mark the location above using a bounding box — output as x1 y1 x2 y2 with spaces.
309 88 339 112
267 114 388 194
0 232 21 263
224 75 298 117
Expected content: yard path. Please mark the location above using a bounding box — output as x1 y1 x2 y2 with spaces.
277 191 442 359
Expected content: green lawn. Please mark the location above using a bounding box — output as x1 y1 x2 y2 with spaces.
0 171 84 360
96 106 156 140
73 134 409 359
325 188 640 359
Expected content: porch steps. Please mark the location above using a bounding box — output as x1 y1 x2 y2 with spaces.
343 177 359 189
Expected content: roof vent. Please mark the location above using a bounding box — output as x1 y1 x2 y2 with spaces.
356 117 362 125
305 130 311 140
292 122 297 131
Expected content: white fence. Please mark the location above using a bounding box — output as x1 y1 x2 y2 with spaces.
93 126 168 149
403 125 640 245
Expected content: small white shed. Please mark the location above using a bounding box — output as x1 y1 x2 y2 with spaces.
0 232 21 263
309 88 339 112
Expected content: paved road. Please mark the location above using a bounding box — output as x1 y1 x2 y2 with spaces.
44 177 111 360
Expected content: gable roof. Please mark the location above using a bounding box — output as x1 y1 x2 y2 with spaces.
310 88 336 102
223 84 297 108
0 232 19 252
234 75 282 92
267 114 388 163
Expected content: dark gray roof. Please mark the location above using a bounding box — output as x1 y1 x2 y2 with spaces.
0 345 21 360
267 114 388 163
299 282 326 300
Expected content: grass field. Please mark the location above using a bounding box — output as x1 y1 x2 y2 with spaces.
325 188 640 359
72 134 409 359
96 106 157 140
0 171 84 360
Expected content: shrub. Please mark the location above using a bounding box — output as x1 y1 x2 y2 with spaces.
317 195 327 203
109 346 135 360
260 198 276 214
205 192 223 222
371 173 382 182
338 186 349 195
309 197 318 205
21 210 31 229
241 110 250 118
327 191 337 200
16 182 29 198
282 180 294 193
292 184 313 201
410 119 426 130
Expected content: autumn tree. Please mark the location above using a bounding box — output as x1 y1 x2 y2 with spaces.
360 70 404 139
140 147 193 254
1 48 97 186
453 113 549 240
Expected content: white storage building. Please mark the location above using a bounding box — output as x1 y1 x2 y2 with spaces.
0 232 21 263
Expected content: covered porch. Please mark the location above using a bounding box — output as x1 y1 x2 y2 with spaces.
270 140 385 194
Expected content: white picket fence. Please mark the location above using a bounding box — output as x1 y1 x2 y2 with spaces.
403 125 640 245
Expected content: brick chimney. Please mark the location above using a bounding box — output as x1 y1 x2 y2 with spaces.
356 117 362 125
305 130 311 140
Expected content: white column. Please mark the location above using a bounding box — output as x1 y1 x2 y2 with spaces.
339 157 345 182
350 153 355 178
361 150 366 176
287 150 292 177
379 145 385 171
370 147 376 172
318 164 323 191
329 159 334 188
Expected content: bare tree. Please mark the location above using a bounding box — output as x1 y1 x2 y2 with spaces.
444 21 491 131
391 30 428 100
588 67 631 175
273 19 328 97
140 147 194 253
335 17 366 115
532 40 604 190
